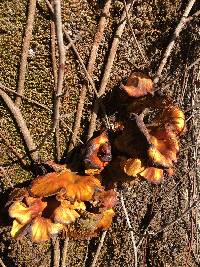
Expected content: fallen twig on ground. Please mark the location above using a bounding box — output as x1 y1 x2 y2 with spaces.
53 0 66 132
0 258 6 267
65 33 82 50
90 230 107 267
15 0 37 106
185 9 200 22
45 0 110 138
120 191 137 267
122 0 148 65
82 239 90 267
50 1 60 161
61 236 69 267
87 0 133 140
53 237 60 267
154 0 197 84
68 0 112 152
0 82 51 111
0 89 38 162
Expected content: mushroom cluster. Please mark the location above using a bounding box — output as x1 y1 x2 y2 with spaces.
84 72 185 185
8 72 185 242
8 167 116 242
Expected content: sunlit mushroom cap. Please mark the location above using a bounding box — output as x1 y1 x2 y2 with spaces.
84 132 112 175
163 106 185 135
9 197 47 225
148 129 179 168
122 158 145 177
30 170 102 201
96 208 115 229
54 200 86 225
121 72 154 98
31 217 63 242
11 220 29 239
139 167 164 184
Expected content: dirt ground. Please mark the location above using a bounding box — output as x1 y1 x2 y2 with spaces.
0 0 199 266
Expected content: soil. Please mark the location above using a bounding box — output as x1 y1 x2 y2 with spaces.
0 0 199 266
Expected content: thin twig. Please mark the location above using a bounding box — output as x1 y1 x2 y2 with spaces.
154 0 197 84
53 237 60 267
0 132 26 166
45 0 110 134
122 0 148 64
50 1 60 161
65 34 82 50
60 119 84 145
82 239 90 267
63 29 110 130
50 10 58 89
68 0 112 152
149 199 200 236
187 57 200 71
53 0 66 131
120 191 137 267
87 0 133 140
15 0 37 106
61 236 69 267
0 258 6 267
0 89 39 161
0 82 51 111
185 9 200 22
90 230 107 267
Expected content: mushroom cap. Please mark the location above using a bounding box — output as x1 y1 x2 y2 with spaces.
121 72 154 98
30 170 102 202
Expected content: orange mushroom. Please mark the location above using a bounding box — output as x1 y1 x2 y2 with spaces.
53 200 85 225
121 72 154 98
122 158 145 177
148 127 179 168
31 217 63 242
84 132 112 175
30 170 102 202
9 197 63 241
121 157 164 184
9 197 47 225
96 208 115 229
163 106 185 135
139 167 164 184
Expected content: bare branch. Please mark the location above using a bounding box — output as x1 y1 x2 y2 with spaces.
0 89 39 162
0 82 51 111
50 0 60 161
45 0 110 138
15 0 37 106
61 236 69 267
53 0 66 131
154 0 197 84
87 0 133 140
120 191 137 267
0 132 26 167
53 237 60 267
122 0 148 64
68 0 112 152
91 230 107 267
0 258 6 267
